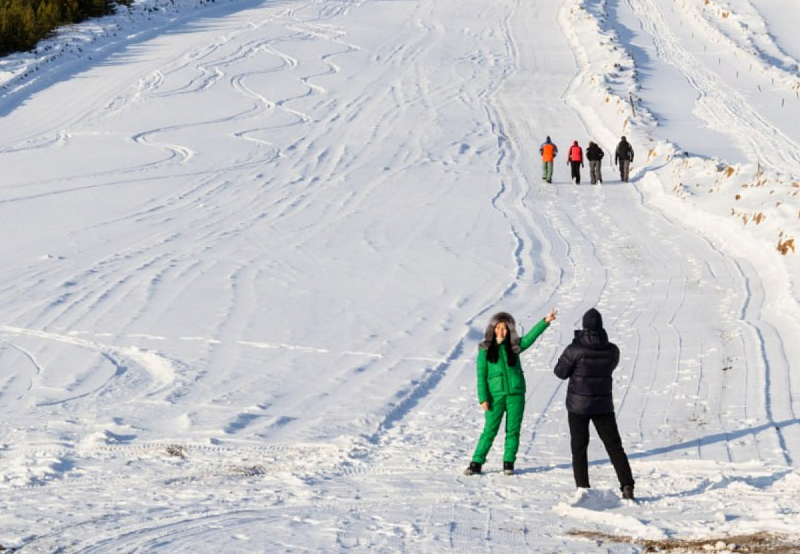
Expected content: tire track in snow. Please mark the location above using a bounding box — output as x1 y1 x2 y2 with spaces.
10 497 581 553
352 0 581 474
557 0 799 468
181 0 495 438
625 0 800 176
0 340 41 405
283 0 555 463
21 3 470 377
508 178 790 469
1 5 374 340
673 0 800 90
0 325 181 403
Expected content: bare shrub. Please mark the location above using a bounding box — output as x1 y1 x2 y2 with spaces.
165 445 188 459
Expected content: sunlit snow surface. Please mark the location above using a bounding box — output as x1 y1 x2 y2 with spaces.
1 0 799 551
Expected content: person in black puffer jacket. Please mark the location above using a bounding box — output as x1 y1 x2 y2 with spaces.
614 136 634 182
586 141 604 185
554 308 635 500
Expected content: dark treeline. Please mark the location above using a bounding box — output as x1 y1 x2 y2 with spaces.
0 0 133 56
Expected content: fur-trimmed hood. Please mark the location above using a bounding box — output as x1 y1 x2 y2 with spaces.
479 312 521 353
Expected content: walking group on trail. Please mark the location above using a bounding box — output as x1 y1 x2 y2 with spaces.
539 136 634 185
463 308 636 502
460 133 640 501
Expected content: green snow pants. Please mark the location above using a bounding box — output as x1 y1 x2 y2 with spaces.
542 161 554 183
471 394 526 464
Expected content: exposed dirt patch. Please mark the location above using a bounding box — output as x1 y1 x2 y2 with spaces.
569 530 800 553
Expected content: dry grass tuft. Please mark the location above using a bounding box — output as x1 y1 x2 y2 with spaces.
166 444 188 459
777 237 795 255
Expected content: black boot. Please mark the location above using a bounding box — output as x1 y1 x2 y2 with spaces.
503 462 514 476
621 485 635 501
464 462 482 476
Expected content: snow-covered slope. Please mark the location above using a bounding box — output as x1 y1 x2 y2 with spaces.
1 0 798 551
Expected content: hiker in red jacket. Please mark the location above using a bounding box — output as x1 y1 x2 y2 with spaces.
567 141 584 184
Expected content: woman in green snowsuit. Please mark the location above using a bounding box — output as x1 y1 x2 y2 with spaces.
464 310 556 476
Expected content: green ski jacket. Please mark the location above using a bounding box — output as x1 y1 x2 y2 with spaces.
476 318 550 404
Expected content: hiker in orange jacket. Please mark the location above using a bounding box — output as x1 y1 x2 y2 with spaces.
539 136 558 183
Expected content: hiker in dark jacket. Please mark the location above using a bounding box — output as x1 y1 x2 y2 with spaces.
586 141 604 185
554 308 635 500
614 136 634 182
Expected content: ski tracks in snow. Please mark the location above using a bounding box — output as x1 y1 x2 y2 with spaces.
607 0 800 463
2 0 800 551
357 0 800 546
623 0 800 175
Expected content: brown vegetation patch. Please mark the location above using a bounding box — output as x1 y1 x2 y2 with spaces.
166 444 188 459
569 530 799 553
777 237 795 255
735 211 767 225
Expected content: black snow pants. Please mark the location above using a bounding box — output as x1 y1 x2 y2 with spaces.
570 161 582 184
568 411 634 489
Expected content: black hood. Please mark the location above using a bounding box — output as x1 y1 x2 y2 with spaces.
574 328 610 350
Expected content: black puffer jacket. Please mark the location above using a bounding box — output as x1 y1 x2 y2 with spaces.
554 313 620 415
586 142 604 162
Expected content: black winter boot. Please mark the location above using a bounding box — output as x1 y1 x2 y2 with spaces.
621 485 635 501
464 462 482 476
503 462 514 476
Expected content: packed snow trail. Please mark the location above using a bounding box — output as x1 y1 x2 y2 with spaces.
600 0 800 171
1 0 800 551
